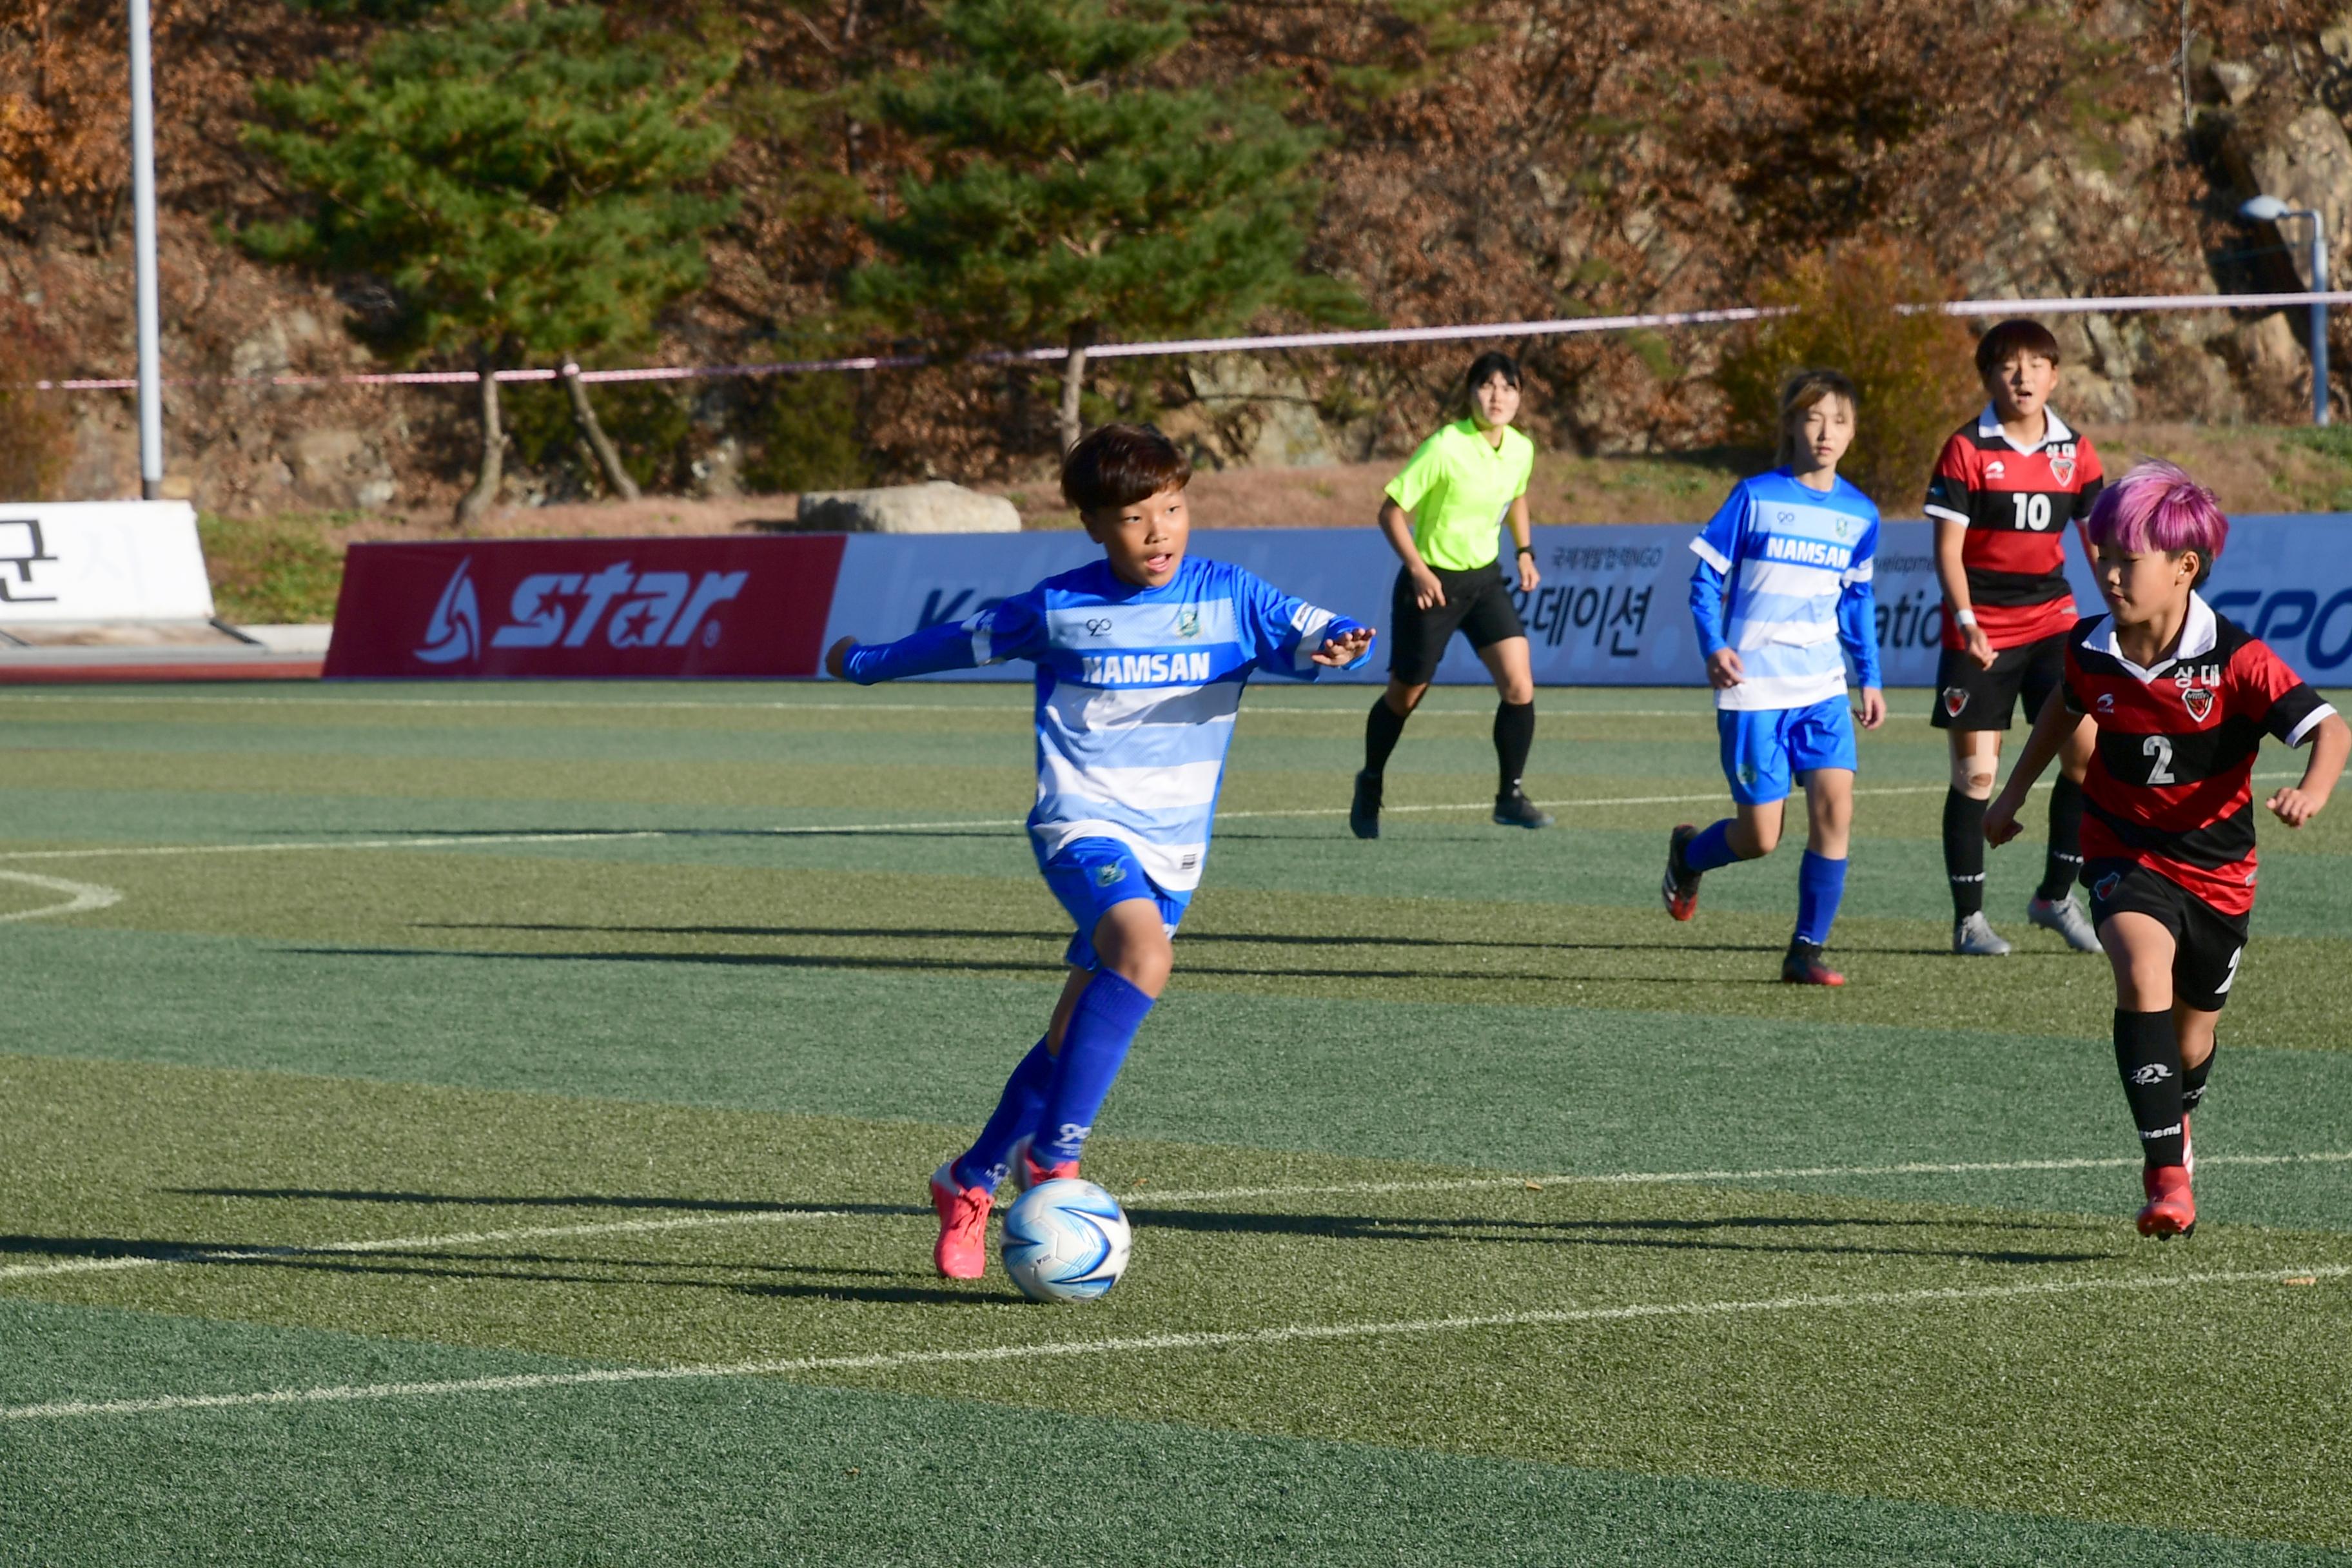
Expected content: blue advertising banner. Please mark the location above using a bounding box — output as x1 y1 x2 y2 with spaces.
817 516 2352 686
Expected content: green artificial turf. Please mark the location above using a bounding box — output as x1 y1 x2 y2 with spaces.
4 682 2350 1563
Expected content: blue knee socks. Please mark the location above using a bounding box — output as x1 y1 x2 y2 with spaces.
1035 970 1157 1166
952 1039 1055 1192
1796 850 1848 946
1685 819 1742 873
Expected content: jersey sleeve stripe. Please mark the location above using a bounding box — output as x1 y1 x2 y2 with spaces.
2287 702 2338 747
1689 534 1732 573
1924 503 1970 525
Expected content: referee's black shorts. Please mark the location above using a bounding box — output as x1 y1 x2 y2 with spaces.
1387 564 1525 684
1931 630 2067 732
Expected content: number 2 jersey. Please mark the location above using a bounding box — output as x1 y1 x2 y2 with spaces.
1923 406 2105 651
838 556 1367 895
2063 593 2337 916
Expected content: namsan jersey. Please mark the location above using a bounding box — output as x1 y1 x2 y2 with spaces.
1689 469 1881 712
839 556 1364 892
1923 405 2105 650
1384 418 1536 572
2063 594 2335 917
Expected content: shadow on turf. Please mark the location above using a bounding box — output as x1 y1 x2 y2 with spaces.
0 1232 990 1306
407 923 1984 959
165 1187 921 1217
1125 1208 2108 1266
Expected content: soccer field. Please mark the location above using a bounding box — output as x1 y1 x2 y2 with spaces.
5 680 2351 1565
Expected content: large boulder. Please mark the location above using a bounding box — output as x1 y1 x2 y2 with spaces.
796 480 1020 533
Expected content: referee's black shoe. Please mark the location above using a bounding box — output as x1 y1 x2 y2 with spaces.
1350 770 1382 839
1493 788 1553 830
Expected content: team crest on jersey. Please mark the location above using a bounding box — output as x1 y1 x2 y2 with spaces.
2049 455 2075 487
2182 685 2215 722
1943 686 1968 718
1175 609 1201 639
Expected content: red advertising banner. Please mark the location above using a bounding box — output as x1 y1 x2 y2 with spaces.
323 534 847 679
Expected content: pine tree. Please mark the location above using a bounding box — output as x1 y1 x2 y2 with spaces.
244 3 736 525
852 0 1358 453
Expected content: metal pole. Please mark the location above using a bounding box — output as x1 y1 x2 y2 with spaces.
2312 211 2331 427
128 0 164 498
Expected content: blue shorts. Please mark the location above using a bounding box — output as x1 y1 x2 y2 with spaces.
1039 838 1189 971
1717 696 1857 806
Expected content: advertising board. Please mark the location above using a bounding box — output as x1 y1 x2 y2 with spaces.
0 501 214 623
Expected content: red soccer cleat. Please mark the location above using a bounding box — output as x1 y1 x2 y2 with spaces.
1663 825 1703 921
2137 1163 2196 1239
929 1162 994 1279
1781 939 1845 986
1008 1134 1080 1192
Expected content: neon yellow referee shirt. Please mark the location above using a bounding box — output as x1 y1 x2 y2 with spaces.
1383 418 1535 571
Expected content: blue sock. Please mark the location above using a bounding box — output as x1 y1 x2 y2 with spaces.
1035 970 1156 1165
1685 819 1742 873
952 1039 1053 1191
1796 850 1848 946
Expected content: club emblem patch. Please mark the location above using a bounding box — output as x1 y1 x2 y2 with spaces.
2049 456 2075 487
1943 686 1968 718
1093 863 1127 888
2182 686 2213 722
2093 871 2124 901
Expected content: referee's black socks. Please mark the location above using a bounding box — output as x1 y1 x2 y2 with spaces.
1943 789 1988 919
1364 696 1408 777
1493 700 1535 795
2114 1009 2187 1168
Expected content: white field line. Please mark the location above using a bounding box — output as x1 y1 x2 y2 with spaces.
0 870 121 923
8 1262 2348 1424
5 1150 2346 1286
0 1208 852 1283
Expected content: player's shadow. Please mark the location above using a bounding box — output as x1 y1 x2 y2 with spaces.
164 1186 921 1219
299 944 1790 985
1124 1208 2108 1267
0 1232 988 1306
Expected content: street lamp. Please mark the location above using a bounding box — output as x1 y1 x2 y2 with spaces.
2241 193 2331 427
127 0 164 496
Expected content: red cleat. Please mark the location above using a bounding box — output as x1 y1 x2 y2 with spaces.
2137 1163 2196 1239
1662 825 1703 921
1008 1134 1080 1193
929 1162 994 1279
1781 939 1845 986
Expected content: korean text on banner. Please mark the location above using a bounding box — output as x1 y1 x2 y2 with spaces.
324 535 846 678
0 501 213 623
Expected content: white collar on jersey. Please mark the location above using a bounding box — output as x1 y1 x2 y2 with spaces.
1975 403 2075 455
2088 590 2217 680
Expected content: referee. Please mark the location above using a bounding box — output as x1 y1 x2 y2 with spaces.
1351 350 1551 837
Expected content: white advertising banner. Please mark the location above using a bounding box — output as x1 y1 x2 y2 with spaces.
0 501 215 622
819 515 2352 687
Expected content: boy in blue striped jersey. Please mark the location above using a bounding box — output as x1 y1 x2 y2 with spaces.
825 424 1374 1279
1661 369 1886 985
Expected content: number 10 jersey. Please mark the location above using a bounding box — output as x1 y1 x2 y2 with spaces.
1923 405 2105 651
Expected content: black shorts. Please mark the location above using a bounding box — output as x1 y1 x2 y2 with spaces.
1931 630 2066 731
2083 859 2249 1013
1387 565 1525 683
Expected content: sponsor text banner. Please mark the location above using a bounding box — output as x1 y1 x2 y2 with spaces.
324 535 846 678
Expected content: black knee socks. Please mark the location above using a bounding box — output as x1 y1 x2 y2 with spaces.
2183 1042 2216 1115
2114 1009 2187 1168
1493 700 1534 794
2040 776 2085 901
1364 698 1408 777
1943 789 1988 919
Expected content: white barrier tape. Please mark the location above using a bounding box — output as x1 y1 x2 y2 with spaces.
30 290 2352 393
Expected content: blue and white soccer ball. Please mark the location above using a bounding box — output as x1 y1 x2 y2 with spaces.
1000 1178 1132 1302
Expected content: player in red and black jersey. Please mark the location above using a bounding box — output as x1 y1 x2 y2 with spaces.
1925 319 2107 958
1988 462 2346 1239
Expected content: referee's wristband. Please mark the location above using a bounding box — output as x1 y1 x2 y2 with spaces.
1953 608 1977 629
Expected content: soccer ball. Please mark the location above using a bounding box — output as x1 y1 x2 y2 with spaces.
1000 1179 1132 1302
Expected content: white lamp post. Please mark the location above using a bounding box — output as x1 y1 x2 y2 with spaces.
2242 193 2330 427
127 0 164 497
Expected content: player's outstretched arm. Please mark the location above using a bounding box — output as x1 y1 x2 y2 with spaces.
1986 685 2076 845
1313 624 1375 667
2269 710 2349 827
